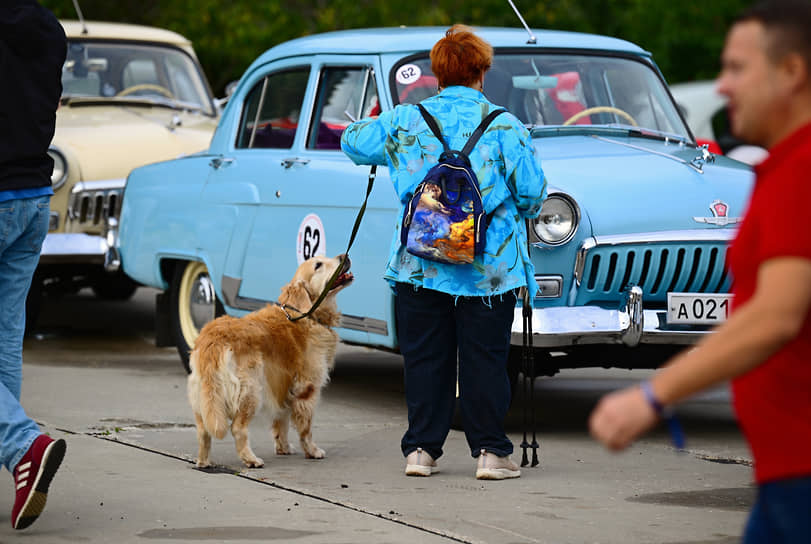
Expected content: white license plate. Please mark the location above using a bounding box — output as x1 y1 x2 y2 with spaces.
667 293 733 325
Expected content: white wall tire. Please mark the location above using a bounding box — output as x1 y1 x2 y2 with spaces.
170 261 223 372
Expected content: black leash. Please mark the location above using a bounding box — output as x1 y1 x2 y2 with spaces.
520 219 540 467
286 165 377 322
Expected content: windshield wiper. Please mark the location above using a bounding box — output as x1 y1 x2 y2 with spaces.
60 94 205 114
529 123 691 145
605 124 691 145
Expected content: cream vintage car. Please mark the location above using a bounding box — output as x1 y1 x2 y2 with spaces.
28 19 219 329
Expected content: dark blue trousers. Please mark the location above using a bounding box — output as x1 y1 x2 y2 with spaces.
395 283 516 460
743 476 811 543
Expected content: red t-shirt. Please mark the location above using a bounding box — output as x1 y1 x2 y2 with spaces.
729 121 811 484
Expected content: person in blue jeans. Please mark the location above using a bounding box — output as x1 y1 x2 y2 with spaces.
1 0 67 530
342 24 546 480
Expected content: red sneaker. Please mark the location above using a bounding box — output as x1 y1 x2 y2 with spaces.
11 434 66 530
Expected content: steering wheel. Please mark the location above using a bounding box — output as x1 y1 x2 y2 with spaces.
562 106 637 127
116 83 174 99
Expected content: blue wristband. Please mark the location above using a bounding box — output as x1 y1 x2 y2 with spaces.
640 381 666 415
641 381 685 450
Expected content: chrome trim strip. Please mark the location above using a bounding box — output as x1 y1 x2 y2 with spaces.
221 275 265 311
693 216 742 226
620 286 643 346
70 178 127 192
339 314 389 336
591 229 738 245
248 77 269 149
103 217 120 272
573 237 597 285
221 274 388 335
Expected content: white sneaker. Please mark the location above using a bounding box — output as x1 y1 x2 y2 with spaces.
475 449 520 480
405 447 439 477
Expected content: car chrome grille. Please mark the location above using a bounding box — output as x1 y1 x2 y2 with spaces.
576 240 732 305
66 180 126 231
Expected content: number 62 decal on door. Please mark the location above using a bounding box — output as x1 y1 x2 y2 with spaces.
296 213 327 265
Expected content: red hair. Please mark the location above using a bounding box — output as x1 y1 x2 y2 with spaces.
430 24 493 89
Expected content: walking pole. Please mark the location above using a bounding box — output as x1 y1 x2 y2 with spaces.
520 290 530 467
527 288 539 467
524 219 540 467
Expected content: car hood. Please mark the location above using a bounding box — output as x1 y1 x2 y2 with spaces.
534 133 755 237
53 105 217 182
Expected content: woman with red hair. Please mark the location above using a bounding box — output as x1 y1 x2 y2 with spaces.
342 25 546 480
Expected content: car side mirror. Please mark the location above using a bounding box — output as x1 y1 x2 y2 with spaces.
214 80 239 112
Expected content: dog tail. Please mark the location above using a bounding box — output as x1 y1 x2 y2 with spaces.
193 340 233 440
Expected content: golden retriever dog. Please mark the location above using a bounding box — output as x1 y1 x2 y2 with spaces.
187 254 353 468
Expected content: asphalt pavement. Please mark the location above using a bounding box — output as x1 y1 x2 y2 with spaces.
0 289 754 543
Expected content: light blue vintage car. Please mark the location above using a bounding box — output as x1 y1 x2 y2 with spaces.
115 26 753 376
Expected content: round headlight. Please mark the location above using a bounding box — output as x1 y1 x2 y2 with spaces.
48 148 68 190
532 194 579 245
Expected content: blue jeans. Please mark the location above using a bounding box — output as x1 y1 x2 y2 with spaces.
0 195 50 472
743 475 811 543
395 283 516 460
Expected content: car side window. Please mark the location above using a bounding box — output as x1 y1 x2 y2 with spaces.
307 66 379 150
237 67 310 149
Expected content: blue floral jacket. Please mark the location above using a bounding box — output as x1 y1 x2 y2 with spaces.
341 86 546 298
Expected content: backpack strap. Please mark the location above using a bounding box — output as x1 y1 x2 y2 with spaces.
460 108 507 157
416 103 451 154
417 103 507 158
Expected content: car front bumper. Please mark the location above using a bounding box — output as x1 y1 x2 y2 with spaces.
39 232 109 265
510 286 713 348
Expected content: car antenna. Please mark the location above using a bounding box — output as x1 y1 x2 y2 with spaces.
507 0 536 44
72 0 89 35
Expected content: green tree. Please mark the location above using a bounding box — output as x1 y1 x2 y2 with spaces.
44 0 750 96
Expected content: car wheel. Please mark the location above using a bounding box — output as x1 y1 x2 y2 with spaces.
170 261 224 373
91 271 138 300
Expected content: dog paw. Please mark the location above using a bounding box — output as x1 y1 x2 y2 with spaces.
195 460 212 468
275 445 294 455
244 457 265 468
305 447 325 459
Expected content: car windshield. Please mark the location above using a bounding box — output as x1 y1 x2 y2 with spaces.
393 53 690 139
62 40 215 115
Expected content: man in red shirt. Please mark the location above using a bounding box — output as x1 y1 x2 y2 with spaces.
589 1 811 542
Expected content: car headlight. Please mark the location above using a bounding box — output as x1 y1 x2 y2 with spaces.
48 148 68 189
532 194 580 245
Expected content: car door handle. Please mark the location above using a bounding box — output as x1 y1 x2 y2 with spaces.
209 157 235 169
281 157 310 169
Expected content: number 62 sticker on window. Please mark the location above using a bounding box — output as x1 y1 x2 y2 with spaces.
667 293 734 325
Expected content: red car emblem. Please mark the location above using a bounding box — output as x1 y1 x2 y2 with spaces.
693 199 741 226
711 201 728 217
